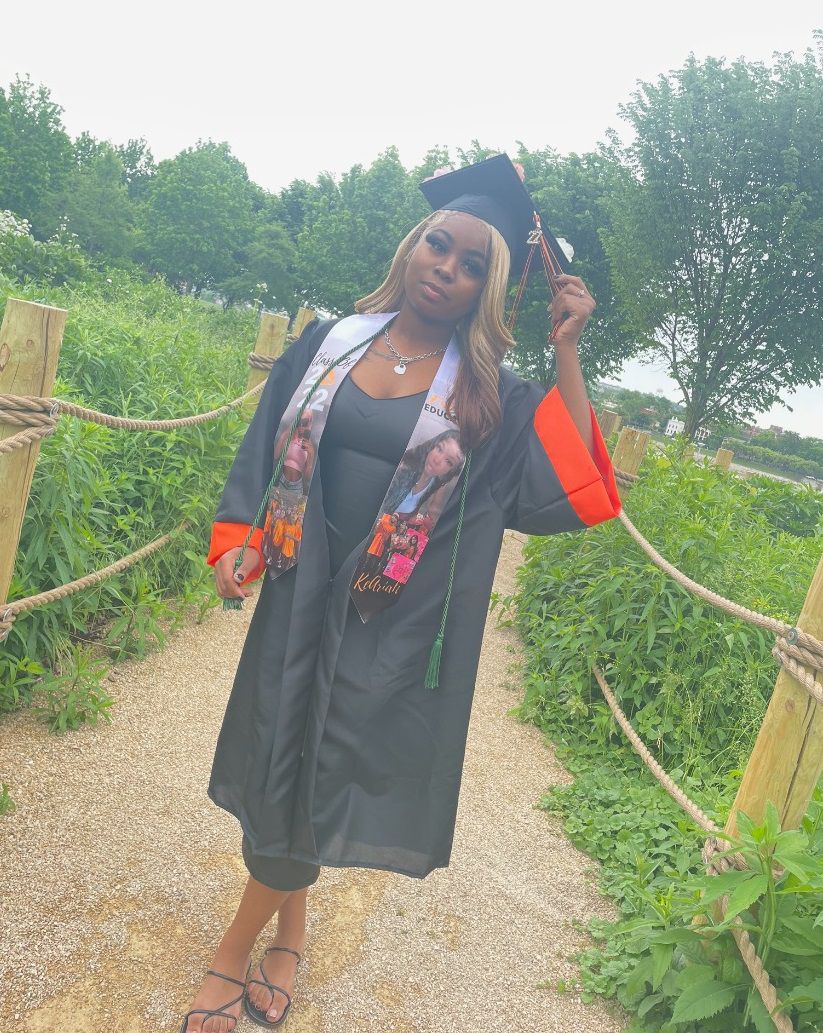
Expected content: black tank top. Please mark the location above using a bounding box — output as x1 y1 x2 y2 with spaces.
318 376 427 577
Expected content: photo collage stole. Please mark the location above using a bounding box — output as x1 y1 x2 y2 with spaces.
349 338 465 621
260 313 467 624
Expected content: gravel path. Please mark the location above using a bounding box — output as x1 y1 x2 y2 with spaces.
0 531 626 1032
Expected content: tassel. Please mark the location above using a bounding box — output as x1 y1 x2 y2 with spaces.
425 632 444 690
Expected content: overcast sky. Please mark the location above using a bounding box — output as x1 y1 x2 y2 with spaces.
2 1 820 435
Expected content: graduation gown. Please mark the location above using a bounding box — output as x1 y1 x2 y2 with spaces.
206 317 621 879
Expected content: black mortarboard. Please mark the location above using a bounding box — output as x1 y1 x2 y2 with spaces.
419 153 571 277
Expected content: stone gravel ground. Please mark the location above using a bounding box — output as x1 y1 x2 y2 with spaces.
0 531 627 1033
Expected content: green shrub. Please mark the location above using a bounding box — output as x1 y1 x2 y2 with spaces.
0 269 259 722
723 439 823 481
506 447 823 1031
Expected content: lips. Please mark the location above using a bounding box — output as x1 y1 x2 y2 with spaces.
421 281 447 301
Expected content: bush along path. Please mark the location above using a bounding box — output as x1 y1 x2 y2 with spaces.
509 451 823 1033
0 531 625 1033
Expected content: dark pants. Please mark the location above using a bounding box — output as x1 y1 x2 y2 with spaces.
241 834 321 891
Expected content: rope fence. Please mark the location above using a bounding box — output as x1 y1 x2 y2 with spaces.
0 523 188 643
599 466 823 1032
0 344 288 455
0 328 303 640
593 664 794 1033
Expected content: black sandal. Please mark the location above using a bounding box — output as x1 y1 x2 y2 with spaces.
179 960 251 1033
243 946 303 1028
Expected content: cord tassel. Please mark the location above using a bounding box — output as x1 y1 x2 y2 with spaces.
425 632 445 690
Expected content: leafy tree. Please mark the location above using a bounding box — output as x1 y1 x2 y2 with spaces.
140 140 256 293
46 144 136 259
114 137 156 199
603 50 823 437
0 75 73 236
217 213 297 312
294 147 429 311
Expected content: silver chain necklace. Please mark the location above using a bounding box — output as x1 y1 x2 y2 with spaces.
383 327 446 375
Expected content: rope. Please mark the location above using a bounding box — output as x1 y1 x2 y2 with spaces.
248 352 275 371
614 468 638 486
0 522 187 643
592 664 793 1032
703 838 794 1033
617 509 823 677
0 421 58 454
0 382 266 443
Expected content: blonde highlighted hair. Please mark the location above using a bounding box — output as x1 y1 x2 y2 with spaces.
355 210 515 450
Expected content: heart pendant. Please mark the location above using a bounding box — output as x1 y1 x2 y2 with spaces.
393 363 407 375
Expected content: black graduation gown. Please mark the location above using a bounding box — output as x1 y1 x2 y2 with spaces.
205 317 621 879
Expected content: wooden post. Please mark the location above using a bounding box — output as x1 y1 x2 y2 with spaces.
245 312 289 411
612 427 651 478
0 298 68 606
715 447 734 471
725 554 823 836
598 409 622 438
291 305 316 339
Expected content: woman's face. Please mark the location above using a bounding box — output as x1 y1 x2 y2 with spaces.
404 213 489 324
424 437 463 478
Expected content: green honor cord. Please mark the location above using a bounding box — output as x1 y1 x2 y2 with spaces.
424 450 472 691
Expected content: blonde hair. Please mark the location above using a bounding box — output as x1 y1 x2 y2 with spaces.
355 210 515 450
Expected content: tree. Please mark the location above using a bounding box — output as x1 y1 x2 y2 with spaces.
140 140 256 293
114 137 156 199
217 211 297 312
294 147 429 312
0 75 73 236
46 144 136 259
602 50 823 438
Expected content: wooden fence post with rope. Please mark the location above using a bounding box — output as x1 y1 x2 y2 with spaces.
245 307 316 414
724 553 823 838
0 298 68 609
611 426 650 489
245 313 289 406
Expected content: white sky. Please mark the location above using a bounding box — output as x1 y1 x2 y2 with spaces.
2 1 820 436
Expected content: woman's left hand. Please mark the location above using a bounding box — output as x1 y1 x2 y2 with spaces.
549 274 596 349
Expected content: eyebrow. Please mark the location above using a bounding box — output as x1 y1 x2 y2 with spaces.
430 227 488 264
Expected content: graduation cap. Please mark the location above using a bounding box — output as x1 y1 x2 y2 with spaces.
419 153 572 280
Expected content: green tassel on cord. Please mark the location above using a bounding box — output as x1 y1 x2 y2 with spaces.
425 632 444 690
423 450 472 692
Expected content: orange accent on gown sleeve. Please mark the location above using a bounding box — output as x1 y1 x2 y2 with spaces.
532 385 622 526
206 522 266 582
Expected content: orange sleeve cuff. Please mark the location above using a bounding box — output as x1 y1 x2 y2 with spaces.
533 385 622 526
206 522 266 583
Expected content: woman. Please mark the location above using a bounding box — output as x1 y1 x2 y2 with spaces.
183 155 620 1031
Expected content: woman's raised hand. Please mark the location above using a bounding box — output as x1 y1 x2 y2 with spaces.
549 274 596 348
215 546 262 600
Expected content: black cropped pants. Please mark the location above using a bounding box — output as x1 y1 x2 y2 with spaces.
241 834 321 891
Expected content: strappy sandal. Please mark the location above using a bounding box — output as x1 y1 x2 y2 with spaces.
243 946 303 1028
179 960 252 1033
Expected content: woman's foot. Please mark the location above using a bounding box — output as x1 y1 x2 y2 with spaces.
181 950 251 1033
246 935 307 1024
